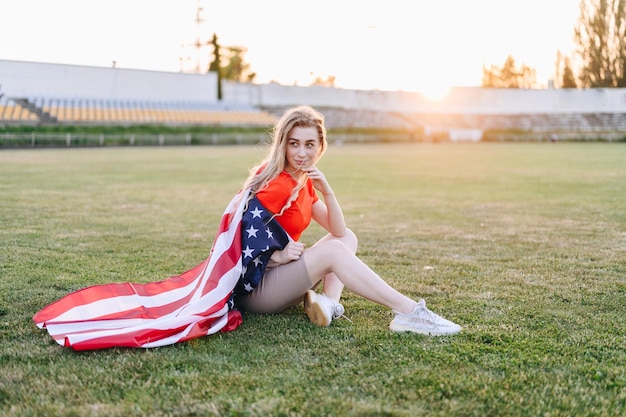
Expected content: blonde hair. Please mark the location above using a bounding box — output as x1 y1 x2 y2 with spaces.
242 105 327 216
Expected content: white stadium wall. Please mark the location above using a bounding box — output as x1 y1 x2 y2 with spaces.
229 82 626 114
0 60 218 101
2 59 626 114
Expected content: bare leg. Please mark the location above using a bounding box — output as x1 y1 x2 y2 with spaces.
302 238 417 314
310 229 358 302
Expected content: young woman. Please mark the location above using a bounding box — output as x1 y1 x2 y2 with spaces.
236 105 461 336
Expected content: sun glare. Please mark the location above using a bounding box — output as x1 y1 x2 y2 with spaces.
420 84 452 101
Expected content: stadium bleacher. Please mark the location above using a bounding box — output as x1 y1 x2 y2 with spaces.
400 112 626 132
0 96 39 123
272 106 626 135
0 92 626 139
0 95 276 126
1 60 626 142
3 93 626 142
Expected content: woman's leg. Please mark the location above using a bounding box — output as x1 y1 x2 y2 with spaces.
310 228 358 302
239 230 357 314
237 257 316 314
243 229 461 335
302 238 417 315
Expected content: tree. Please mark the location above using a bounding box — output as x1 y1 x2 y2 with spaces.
555 50 578 88
221 46 256 83
208 33 223 100
310 75 336 87
573 0 626 87
208 34 257 100
562 60 579 88
482 55 537 88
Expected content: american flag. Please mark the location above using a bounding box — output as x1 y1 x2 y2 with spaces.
33 191 288 351
234 195 290 300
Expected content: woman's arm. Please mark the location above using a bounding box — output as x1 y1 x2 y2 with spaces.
306 167 347 237
269 240 306 266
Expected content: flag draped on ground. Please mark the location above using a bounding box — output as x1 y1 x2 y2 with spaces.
33 191 290 351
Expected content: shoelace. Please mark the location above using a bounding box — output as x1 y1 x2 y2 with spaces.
414 300 443 328
332 303 352 322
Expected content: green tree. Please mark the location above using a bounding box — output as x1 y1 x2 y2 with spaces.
574 0 626 87
555 50 578 88
221 46 256 83
562 60 578 88
482 55 537 88
208 33 223 100
208 34 256 100
310 75 336 87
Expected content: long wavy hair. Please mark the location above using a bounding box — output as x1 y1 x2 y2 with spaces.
242 105 327 216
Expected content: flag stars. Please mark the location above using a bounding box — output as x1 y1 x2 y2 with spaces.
243 245 255 259
239 196 291 299
250 206 263 218
246 225 258 238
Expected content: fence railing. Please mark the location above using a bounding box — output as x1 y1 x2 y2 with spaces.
0 132 270 148
0 132 418 148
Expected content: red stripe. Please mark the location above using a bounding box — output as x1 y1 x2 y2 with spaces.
67 308 243 351
176 310 243 344
67 322 200 351
202 224 242 297
34 207 238 326
32 259 211 325
34 191 247 350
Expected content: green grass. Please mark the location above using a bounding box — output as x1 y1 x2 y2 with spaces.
1 143 625 417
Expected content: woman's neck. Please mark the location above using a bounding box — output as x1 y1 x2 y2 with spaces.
283 167 304 180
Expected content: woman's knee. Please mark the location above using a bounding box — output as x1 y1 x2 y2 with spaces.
314 228 358 253
343 227 358 253
306 239 350 265
303 238 358 281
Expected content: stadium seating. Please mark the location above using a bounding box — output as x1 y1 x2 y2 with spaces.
1 96 276 126
389 112 626 133
0 96 39 123
2 60 625 141
2 95 626 142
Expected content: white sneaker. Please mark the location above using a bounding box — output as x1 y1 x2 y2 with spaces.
303 290 345 327
390 299 462 336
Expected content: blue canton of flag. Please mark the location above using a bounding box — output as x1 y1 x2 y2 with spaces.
233 195 290 304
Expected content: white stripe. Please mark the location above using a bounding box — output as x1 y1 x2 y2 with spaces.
141 307 230 348
60 304 231 347
47 192 248 325
47 257 241 340
178 256 242 315
46 191 250 348
46 318 152 335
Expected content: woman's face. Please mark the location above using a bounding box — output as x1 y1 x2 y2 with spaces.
284 126 321 173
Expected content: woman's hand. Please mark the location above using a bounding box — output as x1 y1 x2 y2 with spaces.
302 166 333 196
269 241 306 265
307 166 347 238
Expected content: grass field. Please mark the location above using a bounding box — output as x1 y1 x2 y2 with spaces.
1 143 625 417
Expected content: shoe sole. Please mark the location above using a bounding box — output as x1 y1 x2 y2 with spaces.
389 320 461 336
304 291 331 327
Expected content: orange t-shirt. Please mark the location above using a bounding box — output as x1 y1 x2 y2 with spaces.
255 171 319 241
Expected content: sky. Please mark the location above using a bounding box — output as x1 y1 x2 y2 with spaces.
0 0 582 99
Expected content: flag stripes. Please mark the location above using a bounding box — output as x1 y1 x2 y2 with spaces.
33 192 249 350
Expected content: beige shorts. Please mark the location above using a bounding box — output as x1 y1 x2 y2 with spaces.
237 255 318 314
